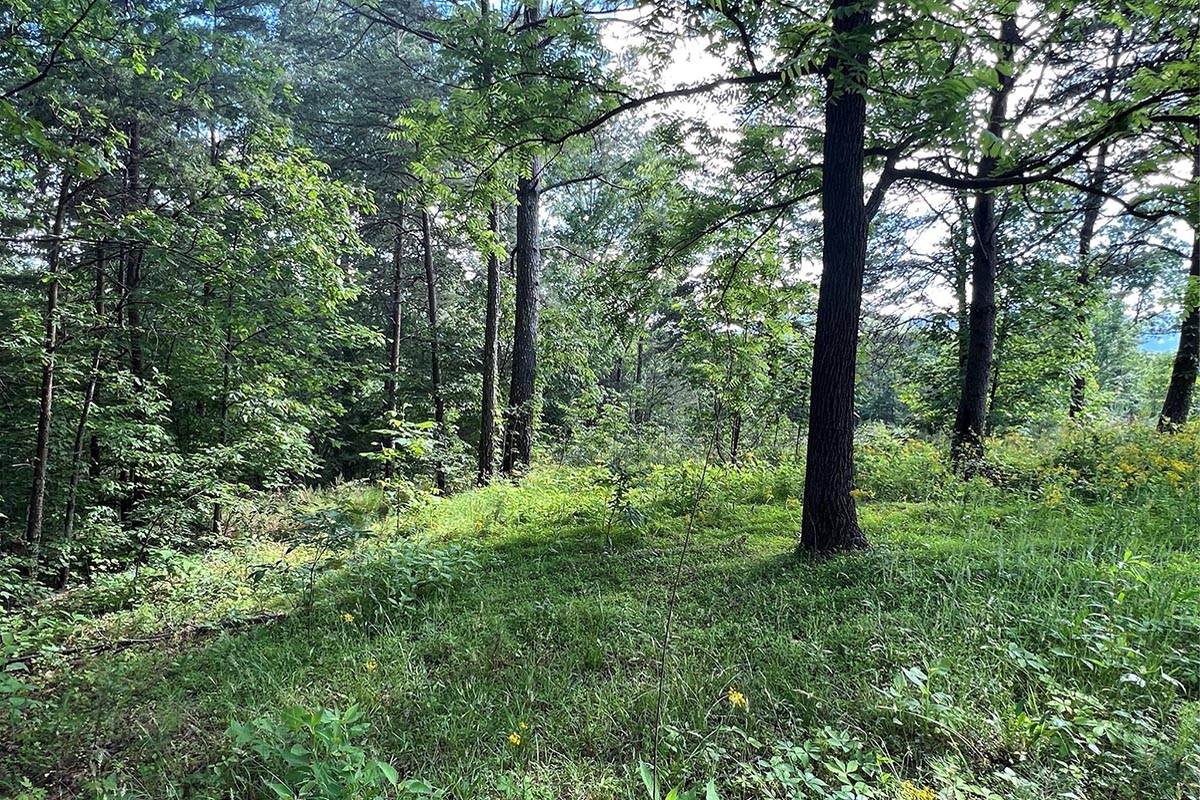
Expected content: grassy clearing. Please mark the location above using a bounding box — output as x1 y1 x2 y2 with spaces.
2 429 1199 799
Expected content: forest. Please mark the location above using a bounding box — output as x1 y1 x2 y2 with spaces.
0 0 1198 797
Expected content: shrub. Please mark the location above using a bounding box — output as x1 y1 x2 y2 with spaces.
317 540 479 628
221 704 439 799
854 424 949 502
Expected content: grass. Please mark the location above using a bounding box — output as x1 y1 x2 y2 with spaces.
2 430 1199 799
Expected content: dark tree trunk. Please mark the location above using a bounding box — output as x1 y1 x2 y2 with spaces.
212 285 234 535
1159 147 1199 430
123 117 145 381
59 243 110 588
423 209 447 493
1070 35 1119 418
26 181 70 574
502 154 542 475
88 247 106 480
118 117 145 524
59 348 101 589
1069 144 1108 417
798 0 873 553
384 208 405 481
729 411 742 464
479 200 501 485
951 15 1018 469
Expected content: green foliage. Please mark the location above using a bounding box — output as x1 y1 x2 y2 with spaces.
317 540 480 628
222 704 422 799
853 425 949 502
6 432 1198 797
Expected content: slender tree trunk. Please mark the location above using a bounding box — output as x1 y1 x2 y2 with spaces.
502 154 542 474
729 411 742 464
1069 142 1108 417
59 348 101 589
952 203 970 384
384 208 405 481
88 247 106 480
479 200 501 485
212 286 234 536
423 209 447 493
119 117 144 523
799 0 873 553
26 182 70 575
59 244 110 588
124 117 145 381
951 15 1018 470
1070 34 1119 418
1159 145 1200 430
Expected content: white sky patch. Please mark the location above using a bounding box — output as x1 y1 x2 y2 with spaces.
591 2 1191 325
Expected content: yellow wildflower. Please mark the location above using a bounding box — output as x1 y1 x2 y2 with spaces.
364 659 378 672
727 688 747 709
341 612 354 623
508 732 521 746
518 721 528 730
900 781 937 800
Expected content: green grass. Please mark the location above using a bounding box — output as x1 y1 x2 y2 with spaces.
3 446 1200 799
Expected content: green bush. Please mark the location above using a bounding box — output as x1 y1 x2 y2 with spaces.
317 540 479 628
222 704 439 799
854 424 949 502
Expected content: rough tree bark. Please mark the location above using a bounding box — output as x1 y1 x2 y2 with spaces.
1158 144 1199 430
26 179 71 574
501 0 543 476
479 200 501 485
423 208 447 493
798 0 873 553
950 14 1018 469
502 154 542 475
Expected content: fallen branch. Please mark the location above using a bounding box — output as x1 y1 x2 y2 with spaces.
10 611 288 664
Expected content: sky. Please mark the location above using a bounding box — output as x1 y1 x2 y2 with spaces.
593 3 1193 331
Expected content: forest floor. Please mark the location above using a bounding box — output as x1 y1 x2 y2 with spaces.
3 433 1200 799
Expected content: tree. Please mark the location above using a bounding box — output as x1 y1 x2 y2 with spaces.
798 0 873 552
950 12 1018 469
1158 143 1200 429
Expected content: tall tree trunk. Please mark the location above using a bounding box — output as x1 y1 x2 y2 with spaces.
502 154 542 474
1158 145 1200 430
952 199 970 384
951 15 1018 469
798 0 873 553
501 1 543 476
1069 33 1119 418
119 116 144 523
384 208 405 481
729 411 742 464
59 244 109 588
212 285 234 535
26 181 70 575
479 200 501 485
1069 140 1109 417
423 209 447 493
124 116 145 381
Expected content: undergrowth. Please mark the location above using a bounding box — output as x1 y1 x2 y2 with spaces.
1 424 1197 799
